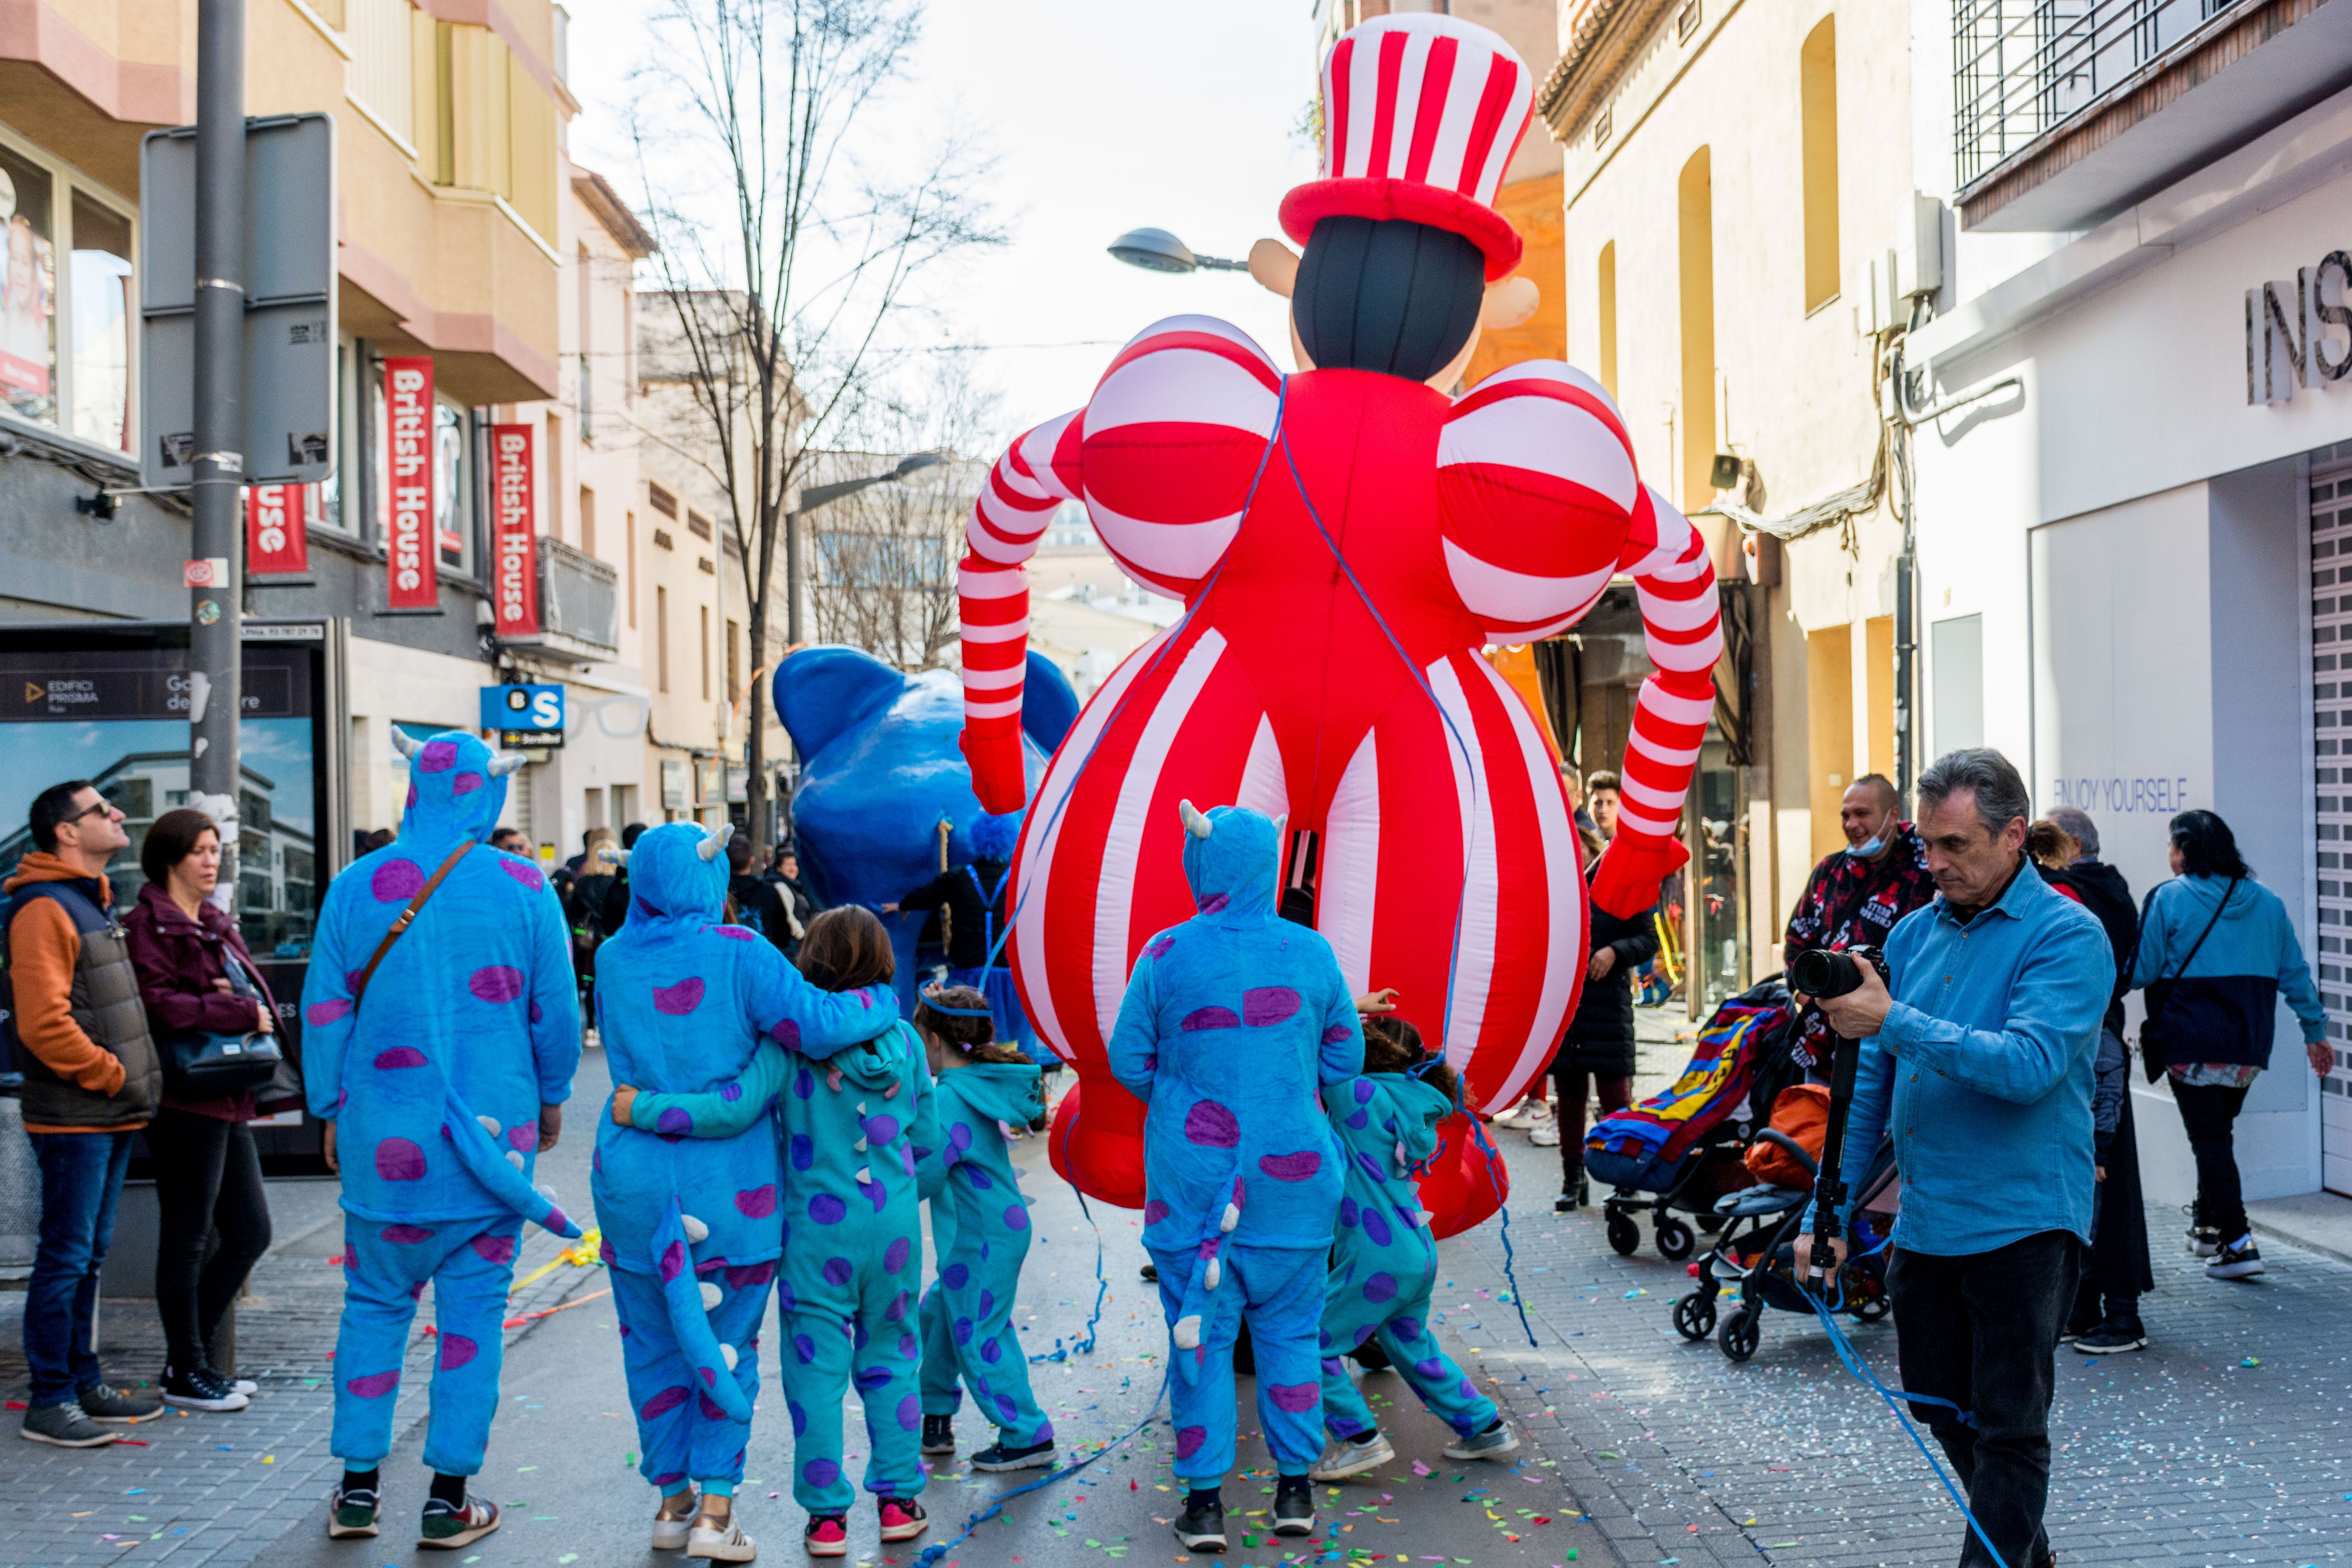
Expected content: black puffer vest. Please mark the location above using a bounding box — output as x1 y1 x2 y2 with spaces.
7 880 160 1128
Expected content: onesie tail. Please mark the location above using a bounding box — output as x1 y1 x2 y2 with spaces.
1170 1176 1245 1352
651 1195 754 1425
439 1089 584 1238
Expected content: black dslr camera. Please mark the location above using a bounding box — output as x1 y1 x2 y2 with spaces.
1788 943 1889 1002
1785 944 1889 1286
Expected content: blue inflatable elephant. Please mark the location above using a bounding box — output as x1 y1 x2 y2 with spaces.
774 648 1079 1015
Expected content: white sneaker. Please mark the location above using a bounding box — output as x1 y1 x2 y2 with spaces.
1442 1420 1521 1462
653 1503 698 1552
686 1517 756 1561
1493 1099 1542 1129
1309 1430 1395 1481
1528 1121 1561 1147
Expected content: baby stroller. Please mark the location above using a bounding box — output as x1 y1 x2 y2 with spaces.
1673 1131 1898 1362
1583 982 1792 1262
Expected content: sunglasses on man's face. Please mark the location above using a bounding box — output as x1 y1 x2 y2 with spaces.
65 799 120 826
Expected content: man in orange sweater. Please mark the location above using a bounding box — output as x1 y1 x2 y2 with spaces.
9 780 166 1446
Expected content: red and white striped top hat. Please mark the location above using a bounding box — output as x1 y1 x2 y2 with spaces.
1280 13 1535 281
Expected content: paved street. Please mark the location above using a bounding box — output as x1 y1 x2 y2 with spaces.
7 1015 2352 1568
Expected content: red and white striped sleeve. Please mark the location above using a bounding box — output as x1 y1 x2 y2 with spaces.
956 316 1281 813
1434 360 1639 641
1588 484 1725 919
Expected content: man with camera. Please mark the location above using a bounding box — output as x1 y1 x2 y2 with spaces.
1795 750 2111 1568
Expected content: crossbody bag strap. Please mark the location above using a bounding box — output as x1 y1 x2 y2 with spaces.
351 842 475 1005
2147 876 2238 1021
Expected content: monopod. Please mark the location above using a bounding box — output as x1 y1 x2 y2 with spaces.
1787 944 1889 1286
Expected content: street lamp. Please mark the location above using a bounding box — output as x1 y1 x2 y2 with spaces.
1107 227 1250 274
783 450 946 644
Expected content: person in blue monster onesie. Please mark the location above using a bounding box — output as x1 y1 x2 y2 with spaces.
300 730 581 1550
1307 1015 1517 1482
592 822 899 1563
904 984 1055 1473
1107 800 1363 1555
621 906 939 1559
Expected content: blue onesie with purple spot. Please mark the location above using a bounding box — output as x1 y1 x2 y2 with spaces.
1106 803 1363 1486
1317 1071 1497 1443
299 730 581 1477
588 821 898 1501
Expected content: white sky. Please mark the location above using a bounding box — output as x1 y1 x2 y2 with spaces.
566 0 1323 453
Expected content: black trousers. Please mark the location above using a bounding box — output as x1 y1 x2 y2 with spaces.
2171 1079 2253 1242
1888 1229 2081 1568
145 1109 272 1371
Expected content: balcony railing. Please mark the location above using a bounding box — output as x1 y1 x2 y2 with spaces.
499 537 619 657
1953 0 2242 189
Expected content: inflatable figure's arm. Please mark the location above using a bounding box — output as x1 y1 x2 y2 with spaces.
960 316 1283 814
960 410 1080 814
1105 949 1164 1102
1588 485 1723 919
622 1039 788 1140
1436 361 1642 641
525 876 583 1105
298 890 360 1120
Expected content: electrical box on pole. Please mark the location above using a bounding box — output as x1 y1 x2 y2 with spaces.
138 112 337 492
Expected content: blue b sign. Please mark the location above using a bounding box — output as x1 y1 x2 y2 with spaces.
481 683 565 747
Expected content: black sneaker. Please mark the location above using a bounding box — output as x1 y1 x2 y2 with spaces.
1272 1474 1315 1536
19 1401 114 1448
1172 1494 1225 1552
920 1413 956 1455
971 1435 1057 1472
163 1363 251 1412
2185 1223 2222 1257
2075 1316 2147 1354
1139 1261 1159 1283
76 1383 164 1423
2207 1239 2264 1281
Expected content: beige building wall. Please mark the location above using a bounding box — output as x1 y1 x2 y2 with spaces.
1546 0 1919 959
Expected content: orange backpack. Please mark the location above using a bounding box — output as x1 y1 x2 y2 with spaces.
1743 1083 1832 1189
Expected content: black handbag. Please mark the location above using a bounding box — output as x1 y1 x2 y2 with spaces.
2135 877 2237 1084
164 950 283 1098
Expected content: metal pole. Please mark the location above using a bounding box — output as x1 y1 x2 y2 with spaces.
190 0 246 897
784 508 803 645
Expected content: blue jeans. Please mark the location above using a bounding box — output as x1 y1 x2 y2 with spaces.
25 1131 135 1408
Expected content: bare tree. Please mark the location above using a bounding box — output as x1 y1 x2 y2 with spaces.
806 450 988 668
626 0 998 842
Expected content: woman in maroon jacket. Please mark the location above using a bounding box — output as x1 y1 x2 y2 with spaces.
123 808 282 1413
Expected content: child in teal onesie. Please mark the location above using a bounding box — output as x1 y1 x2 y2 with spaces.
907 985 1054 1471
619 907 937 1559
593 822 898 1560
1308 1016 1515 1481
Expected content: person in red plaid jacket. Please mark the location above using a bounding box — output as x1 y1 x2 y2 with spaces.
1781 775 1934 1067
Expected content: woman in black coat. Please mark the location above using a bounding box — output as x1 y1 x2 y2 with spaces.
1552 862 1660 1210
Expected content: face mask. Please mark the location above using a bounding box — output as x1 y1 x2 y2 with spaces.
1848 831 1887 859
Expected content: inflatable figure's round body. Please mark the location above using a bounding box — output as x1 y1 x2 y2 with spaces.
956 14 1722 1234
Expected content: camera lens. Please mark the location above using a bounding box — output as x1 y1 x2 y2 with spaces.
1791 948 1860 999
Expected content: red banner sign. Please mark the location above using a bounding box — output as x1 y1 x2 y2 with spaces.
488 423 541 636
384 356 436 609
245 483 311 575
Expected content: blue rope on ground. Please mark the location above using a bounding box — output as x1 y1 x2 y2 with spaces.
911 1370 1172 1568
1793 1278 2009 1568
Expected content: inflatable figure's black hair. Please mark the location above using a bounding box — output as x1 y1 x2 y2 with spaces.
1292 215 1485 383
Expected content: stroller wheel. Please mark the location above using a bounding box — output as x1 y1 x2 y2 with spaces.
1672 1290 1717 1341
1605 1212 1641 1257
1718 1304 1762 1363
1654 1216 1696 1262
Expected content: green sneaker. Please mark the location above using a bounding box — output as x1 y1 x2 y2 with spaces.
419 1495 500 1549
328 1484 379 1539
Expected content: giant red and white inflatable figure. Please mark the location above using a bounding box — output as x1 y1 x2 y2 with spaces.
959 13 1722 1233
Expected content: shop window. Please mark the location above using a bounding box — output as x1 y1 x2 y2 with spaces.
0 143 56 428
69 192 133 453
434 397 471 571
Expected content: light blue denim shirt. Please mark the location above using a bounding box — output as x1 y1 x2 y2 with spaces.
1811 860 2114 1257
